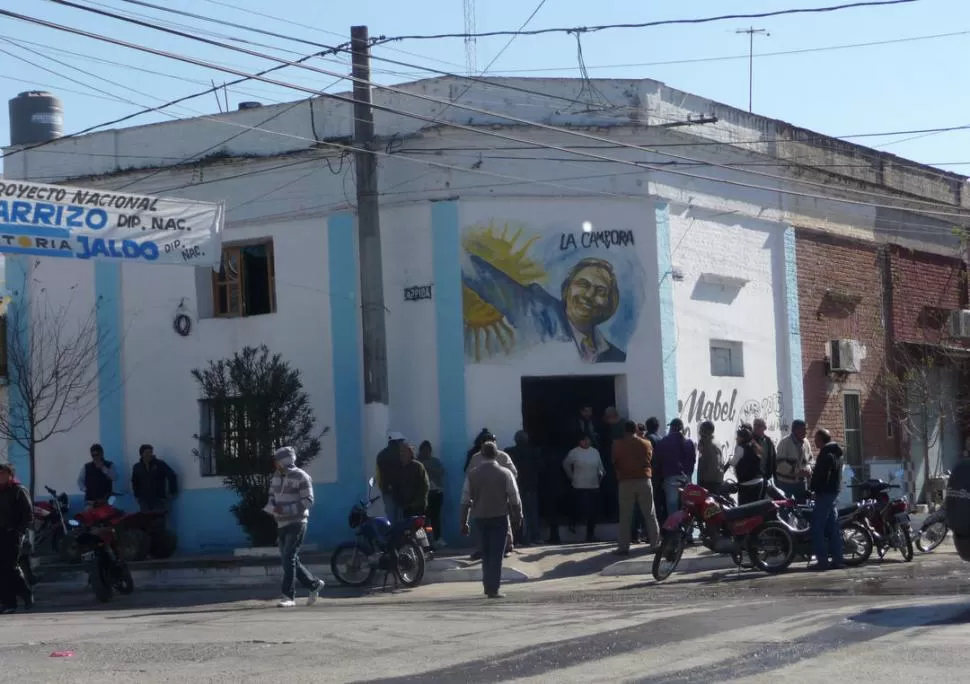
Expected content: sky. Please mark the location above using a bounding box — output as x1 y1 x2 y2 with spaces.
0 0 968 173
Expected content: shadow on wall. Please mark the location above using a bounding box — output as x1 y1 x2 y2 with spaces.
690 281 741 305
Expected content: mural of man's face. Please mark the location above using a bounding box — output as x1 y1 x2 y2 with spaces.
565 265 613 330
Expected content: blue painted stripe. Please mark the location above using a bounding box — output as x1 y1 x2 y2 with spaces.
431 200 467 540
5 257 30 489
655 202 678 424
0 225 71 238
783 226 805 420
94 262 125 474
327 213 363 502
0 247 73 258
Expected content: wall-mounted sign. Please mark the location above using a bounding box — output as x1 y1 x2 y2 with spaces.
0 179 224 267
404 284 433 301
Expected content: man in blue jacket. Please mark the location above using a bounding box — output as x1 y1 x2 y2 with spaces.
653 419 696 518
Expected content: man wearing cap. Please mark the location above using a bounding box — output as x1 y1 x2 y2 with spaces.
377 432 407 523
653 418 697 518
268 446 323 608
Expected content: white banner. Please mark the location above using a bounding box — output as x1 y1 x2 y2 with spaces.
0 179 224 267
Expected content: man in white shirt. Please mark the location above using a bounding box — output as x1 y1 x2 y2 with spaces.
775 419 815 502
563 434 605 542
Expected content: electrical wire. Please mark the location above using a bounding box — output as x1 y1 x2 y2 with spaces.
31 1 970 218
379 1 920 41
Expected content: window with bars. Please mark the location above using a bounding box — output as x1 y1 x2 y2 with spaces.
198 397 268 476
212 241 276 318
843 392 864 466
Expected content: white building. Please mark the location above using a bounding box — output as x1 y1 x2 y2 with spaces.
3 76 957 550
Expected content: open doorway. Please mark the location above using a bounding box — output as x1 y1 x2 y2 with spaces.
521 375 618 526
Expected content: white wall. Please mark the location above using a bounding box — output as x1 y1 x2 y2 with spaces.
671 204 787 457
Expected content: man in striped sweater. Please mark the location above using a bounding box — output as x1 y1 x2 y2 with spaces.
269 446 323 608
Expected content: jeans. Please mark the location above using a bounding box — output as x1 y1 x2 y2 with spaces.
0 531 29 609
476 516 510 596
516 490 541 545
576 488 600 540
278 522 320 600
617 479 660 550
811 492 844 569
663 475 689 519
426 490 443 541
383 496 401 524
777 481 808 503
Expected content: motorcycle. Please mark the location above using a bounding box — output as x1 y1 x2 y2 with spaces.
782 500 875 567
652 482 794 581
62 494 177 563
67 496 134 603
329 478 432 588
916 508 949 553
852 474 914 562
32 486 71 559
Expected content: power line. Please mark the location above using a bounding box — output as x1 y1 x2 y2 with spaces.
378 1 920 41
34 1 970 217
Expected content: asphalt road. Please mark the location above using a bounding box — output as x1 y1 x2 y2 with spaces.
2 551 970 683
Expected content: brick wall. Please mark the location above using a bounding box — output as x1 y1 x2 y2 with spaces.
888 246 966 345
796 229 894 463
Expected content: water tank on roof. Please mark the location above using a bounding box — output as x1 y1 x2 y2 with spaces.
238 101 262 110
8 91 63 146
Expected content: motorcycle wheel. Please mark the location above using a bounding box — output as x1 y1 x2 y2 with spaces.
841 522 874 567
330 542 376 587
149 528 178 559
395 540 426 587
117 528 150 562
916 521 948 553
115 564 135 595
91 559 114 603
652 531 686 582
900 525 915 562
57 533 82 564
747 522 795 574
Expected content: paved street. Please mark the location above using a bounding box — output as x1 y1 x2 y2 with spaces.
2 549 970 683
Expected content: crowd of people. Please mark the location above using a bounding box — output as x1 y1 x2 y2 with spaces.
376 406 849 596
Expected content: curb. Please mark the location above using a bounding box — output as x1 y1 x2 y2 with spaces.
33 560 531 594
600 553 736 578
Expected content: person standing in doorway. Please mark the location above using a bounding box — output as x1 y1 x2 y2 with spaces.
612 420 660 555
644 417 666 524
810 429 845 571
376 432 407 523
696 421 724 493
563 434 605 542
775 420 814 502
268 447 323 607
729 425 765 504
599 407 623 525
655 419 696 519
0 463 32 614
460 442 522 599
577 405 599 448
396 442 430 519
752 419 777 492
77 443 117 507
131 445 178 514
416 441 445 544
506 430 543 547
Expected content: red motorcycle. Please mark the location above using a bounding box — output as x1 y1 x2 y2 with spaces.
61 494 177 563
852 478 914 562
66 498 134 603
652 483 794 581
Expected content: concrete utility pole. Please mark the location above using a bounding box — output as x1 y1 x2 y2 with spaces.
351 25 389 409
736 27 768 112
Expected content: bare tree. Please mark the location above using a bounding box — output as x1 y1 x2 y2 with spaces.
0 287 121 498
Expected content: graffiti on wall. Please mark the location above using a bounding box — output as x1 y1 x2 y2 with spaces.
678 387 786 454
461 220 645 364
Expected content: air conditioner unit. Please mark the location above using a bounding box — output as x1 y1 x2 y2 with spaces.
947 310 970 339
828 339 863 373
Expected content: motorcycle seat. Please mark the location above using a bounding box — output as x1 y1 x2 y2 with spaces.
723 499 777 521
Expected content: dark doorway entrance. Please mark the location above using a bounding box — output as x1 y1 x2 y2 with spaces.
521 376 618 528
